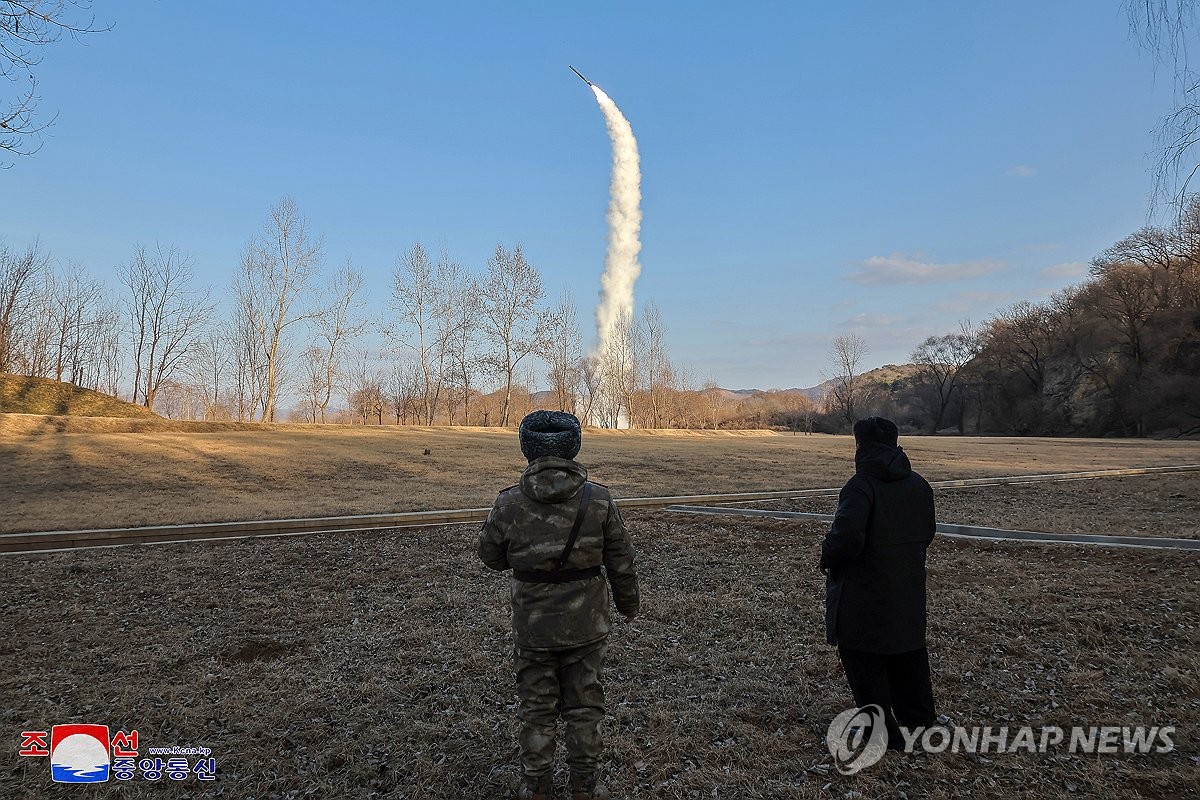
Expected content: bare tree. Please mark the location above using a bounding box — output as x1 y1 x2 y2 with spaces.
73 296 120 395
641 300 675 428
700 380 726 429
349 382 384 425
1176 198 1200 305
984 301 1054 395
19 264 55 378
298 343 326 423
666 363 696 429
1 1 109 161
120 244 213 411
909 323 982 433
16 269 51 378
1127 0 1200 212
826 332 868 428
1054 283 1143 435
152 379 206 421
1090 259 1158 379
47 262 102 383
311 259 365 422
447 274 481 425
231 269 267 422
386 359 424 425
1073 256 1165 435
0 238 49 372
189 326 234 420
543 291 582 414
479 243 549 426
388 244 469 425
235 197 322 422
388 242 438 423
430 250 472 424
598 308 640 428
578 353 601 426
348 349 386 425
27 263 119 396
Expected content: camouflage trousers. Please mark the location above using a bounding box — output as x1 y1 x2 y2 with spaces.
514 638 607 779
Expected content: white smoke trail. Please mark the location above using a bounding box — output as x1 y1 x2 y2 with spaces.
589 84 642 360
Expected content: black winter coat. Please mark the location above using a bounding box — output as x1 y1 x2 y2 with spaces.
820 441 935 653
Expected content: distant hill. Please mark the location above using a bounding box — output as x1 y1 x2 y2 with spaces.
530 390 556 407
787 363 922 399
531 363 922 406
716 364 921 400
0 374 158 418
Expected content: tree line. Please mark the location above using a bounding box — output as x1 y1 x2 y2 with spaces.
4 196 1197 435
0 197 700 428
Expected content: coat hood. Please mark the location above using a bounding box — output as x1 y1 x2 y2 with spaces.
854 441 913 482
520 456 588 503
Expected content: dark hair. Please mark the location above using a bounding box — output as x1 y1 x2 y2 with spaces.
853 416 899 448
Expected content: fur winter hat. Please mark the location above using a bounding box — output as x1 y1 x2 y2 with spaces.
853 416 899 448
519 410 582 462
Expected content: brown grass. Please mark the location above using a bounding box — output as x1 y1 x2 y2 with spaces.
1 505 1196 799
0 376 157 419
2 421 1199 533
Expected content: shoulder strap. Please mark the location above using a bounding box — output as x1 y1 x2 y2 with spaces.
554 482 593 571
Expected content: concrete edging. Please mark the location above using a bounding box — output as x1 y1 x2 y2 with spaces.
662 505 1200 552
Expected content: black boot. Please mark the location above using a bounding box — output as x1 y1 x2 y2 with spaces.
517 774 553 800
569 773 610 800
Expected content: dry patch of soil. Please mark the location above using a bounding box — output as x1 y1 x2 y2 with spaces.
1 511 1196 799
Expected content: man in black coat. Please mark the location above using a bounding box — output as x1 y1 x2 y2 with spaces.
821 416 937 748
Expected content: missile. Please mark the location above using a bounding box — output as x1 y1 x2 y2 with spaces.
568 65 593 86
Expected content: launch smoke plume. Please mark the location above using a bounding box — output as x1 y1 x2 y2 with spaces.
589 84 642 360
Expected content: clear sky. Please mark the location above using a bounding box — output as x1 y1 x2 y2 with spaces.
4 1 1174 390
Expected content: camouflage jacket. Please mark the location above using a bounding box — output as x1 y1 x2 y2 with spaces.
478 456 640 651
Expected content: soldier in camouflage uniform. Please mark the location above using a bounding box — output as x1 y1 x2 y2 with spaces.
479 411 641 800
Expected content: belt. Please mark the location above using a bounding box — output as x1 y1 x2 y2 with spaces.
512 566 602 584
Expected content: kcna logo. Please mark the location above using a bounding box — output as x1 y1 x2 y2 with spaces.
50 725 111 784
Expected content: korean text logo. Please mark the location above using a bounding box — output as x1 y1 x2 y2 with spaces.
19 725 216 783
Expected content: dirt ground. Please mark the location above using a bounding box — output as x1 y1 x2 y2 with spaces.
2 416 1199 533
2 505 1197 799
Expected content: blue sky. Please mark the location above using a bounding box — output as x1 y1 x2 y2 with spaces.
4 1 1173 390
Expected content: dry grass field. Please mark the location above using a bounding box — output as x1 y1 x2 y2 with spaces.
2 413 1199 533
2 420 1198 798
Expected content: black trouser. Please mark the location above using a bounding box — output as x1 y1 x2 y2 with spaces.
838 646 936 750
